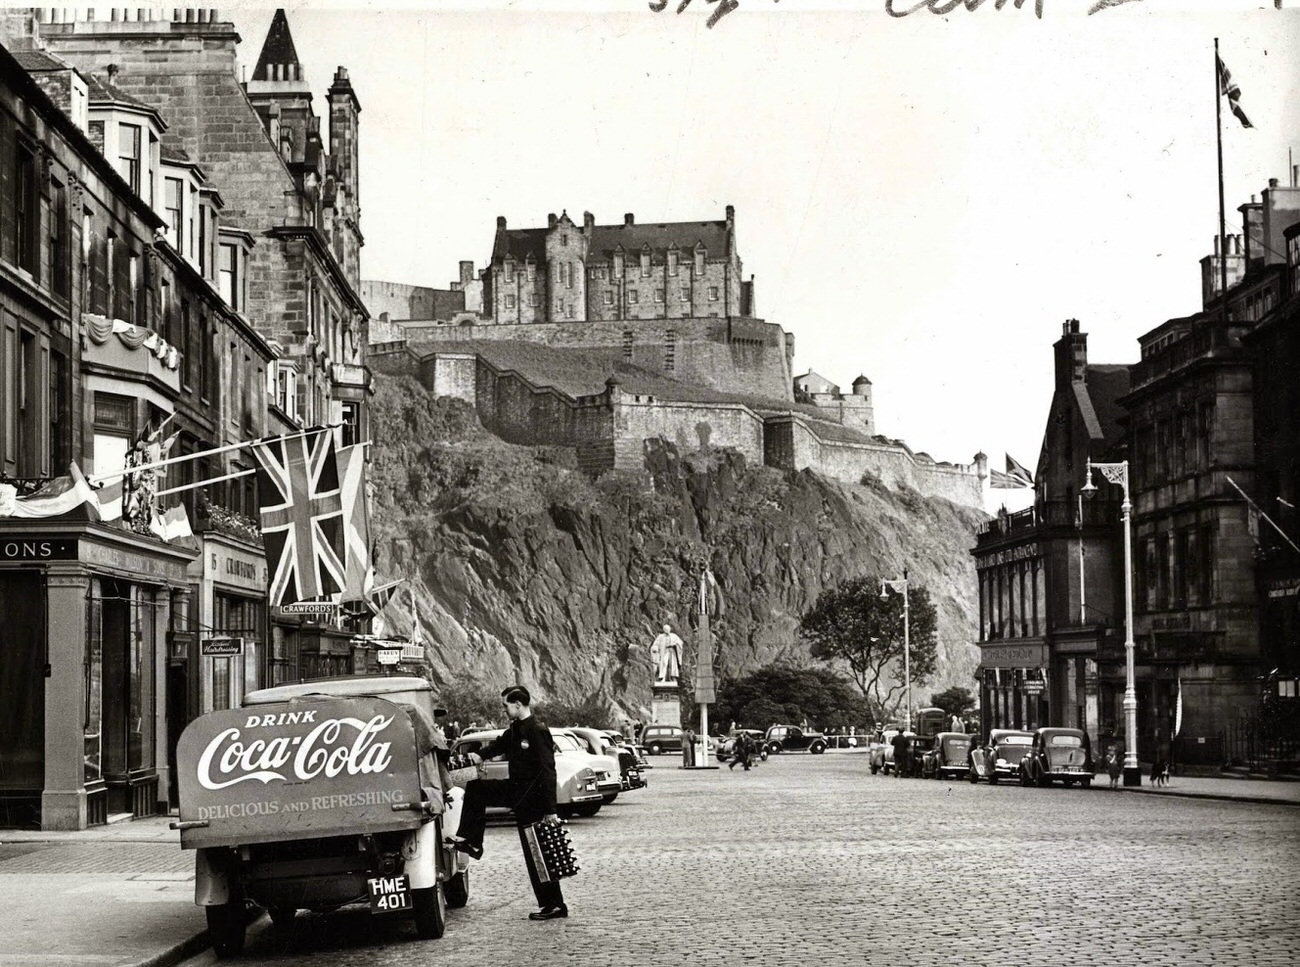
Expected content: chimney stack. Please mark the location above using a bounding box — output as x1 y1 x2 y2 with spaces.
496 216 506 231
583 211 594 232
624 213 634 226
548 213 558 229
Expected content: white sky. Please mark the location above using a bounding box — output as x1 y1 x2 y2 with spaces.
224 1 1299 509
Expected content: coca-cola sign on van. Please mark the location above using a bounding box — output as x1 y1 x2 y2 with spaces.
176 697 424 849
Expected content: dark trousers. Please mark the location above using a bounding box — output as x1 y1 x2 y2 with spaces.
460 778 565 910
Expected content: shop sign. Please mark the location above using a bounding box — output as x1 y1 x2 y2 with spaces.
280 601 338 617
207 546 267 593
0 536 78 562
376 648 403 666
1266 578 1300 599
1022 680 1045 695
980 642 1049 668
202 637 245 657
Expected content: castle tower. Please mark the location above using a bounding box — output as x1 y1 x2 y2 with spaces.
326 66 362 287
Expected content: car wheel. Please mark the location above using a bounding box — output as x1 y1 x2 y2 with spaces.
268 905 296 927
601 792 619 804
1036 770 1051 788
206 899 247 959
989 774 998 785
444 868 470 909
969 771 979 784
1080 777 1092 789
759 749 768 761
412 884 446 939
648 742 663 755
810 742 825 755
870 763 879 775
571 802 602 818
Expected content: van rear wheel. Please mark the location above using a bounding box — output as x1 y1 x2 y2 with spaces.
206 900 246 959
413 885 446 939
445 869 470 909
268 905 296 926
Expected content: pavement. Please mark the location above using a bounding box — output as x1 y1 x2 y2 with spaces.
1 770 1296 967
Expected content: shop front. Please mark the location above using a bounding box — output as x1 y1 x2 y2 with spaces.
977 640 1049 736
0 524 194 831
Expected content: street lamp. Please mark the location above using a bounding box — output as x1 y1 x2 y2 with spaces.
880 569 911 733
1080 456 1141 787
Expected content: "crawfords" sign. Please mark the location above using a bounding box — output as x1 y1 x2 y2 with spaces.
175 696 422 849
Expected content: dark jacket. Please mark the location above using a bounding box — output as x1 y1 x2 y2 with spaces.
481 715 558 815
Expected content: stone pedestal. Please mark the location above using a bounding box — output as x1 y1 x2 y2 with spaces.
651 682 681 728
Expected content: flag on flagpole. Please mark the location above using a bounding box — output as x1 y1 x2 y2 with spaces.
1005 454 1035 486
0 463 100 519
336 443 374 604
1174 678 1183 738
251 427 347 607
694 569 717 705
990 468 1031 489
148 503 193 543
1217 54 1253 128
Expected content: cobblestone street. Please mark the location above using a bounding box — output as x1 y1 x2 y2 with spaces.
183 753 1300 967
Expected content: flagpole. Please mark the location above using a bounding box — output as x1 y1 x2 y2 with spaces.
1225 475 1300 555
87 424 356 486
1215 38 1228 323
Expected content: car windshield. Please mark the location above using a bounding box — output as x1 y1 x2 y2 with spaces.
1048 735 1084 747
944 737 970 750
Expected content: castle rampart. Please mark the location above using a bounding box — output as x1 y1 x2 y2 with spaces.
416 349 985 509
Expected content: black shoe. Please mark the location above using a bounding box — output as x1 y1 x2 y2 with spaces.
444 837 483 860
528 906 568 921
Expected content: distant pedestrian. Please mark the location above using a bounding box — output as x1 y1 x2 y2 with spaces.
729 732 753 771
1105 745 1122 789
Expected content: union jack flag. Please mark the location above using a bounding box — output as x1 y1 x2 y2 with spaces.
251 429 346 606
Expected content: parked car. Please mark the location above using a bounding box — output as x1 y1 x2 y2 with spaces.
552 728 623 803
921 732 973 779
765 724 828 755
968 729 1035 784
869 729 903 775
716 729 769 763
451 729 605 818
568 726 647 791
1019 727 1094 788
601 730 652 774
640 724 683 755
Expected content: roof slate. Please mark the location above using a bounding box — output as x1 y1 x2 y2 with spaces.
492 219 731 264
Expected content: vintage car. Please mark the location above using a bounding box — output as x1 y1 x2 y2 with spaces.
715 729 769 764
451 728 606 818
552 728 624 803
568 726 647 792
602 730 652 771
173 676 468 958
765 724 828 755
922 732 973 779
869 729 903 774
639 724 683 755
1019 727 1094 788
968 729 1036 784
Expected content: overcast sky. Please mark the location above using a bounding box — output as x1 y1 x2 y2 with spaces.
224 1 1299 510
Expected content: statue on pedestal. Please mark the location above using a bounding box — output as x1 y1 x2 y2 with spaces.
650 623 684 684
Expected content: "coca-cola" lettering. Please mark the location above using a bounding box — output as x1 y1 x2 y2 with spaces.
196 715 396 790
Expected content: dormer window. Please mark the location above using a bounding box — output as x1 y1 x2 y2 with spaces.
117 123 141 194
164 177 183 250
694 244 706 276
668 248 678 277
641 248 651 278
613 251 624 279
504 258 515 282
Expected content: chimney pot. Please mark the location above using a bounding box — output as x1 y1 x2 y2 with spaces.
1213 236 1221 257
1269 177 1280 188
548 213 558 229
496 216 507 231
624 213 634 226
583 211 594 231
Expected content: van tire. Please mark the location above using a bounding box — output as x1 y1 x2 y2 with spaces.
206 900 246 958
413 885 446 939
268 905 296 926
648 742 663 755
445 869 470 909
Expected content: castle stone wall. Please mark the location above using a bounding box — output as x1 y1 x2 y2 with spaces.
614 396 766 469
404 316 793 402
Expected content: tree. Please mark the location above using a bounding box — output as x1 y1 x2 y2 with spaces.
928 686 977 728
714 664 868 733
799 576 939 724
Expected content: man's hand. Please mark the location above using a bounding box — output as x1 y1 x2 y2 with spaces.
541 813 560 826
468 752 482 766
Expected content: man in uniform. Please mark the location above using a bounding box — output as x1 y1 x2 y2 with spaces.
448 685 568 920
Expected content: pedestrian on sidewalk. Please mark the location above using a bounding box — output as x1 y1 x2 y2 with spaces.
447 685 569 921
729 731 753 771
1105 745 1122 789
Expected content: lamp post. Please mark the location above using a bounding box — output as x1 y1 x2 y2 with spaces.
880 569 911 733
1080 457 1141 787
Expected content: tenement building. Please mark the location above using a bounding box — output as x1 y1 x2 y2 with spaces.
0 8 373 831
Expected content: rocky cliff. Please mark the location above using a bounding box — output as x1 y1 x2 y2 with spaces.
369 375 987 719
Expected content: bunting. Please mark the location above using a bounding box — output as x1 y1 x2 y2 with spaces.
336 443 374 605
0 463 99 520
1174 678 1183 738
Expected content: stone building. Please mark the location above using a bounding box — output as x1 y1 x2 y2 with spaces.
794 370 875 436
970 321 1131 743
0 7 376 831
30 7 374 694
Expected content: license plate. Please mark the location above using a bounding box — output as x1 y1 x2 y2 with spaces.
367 874 412 914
